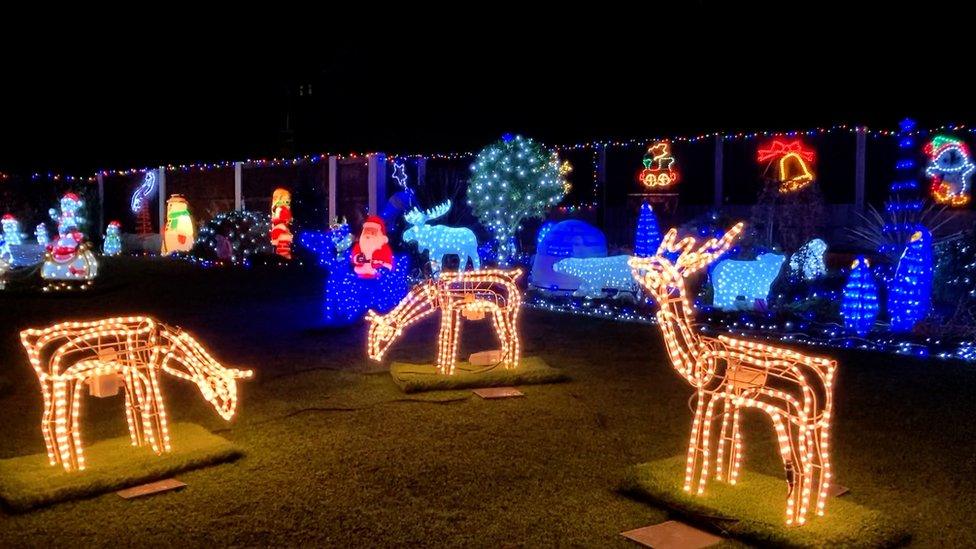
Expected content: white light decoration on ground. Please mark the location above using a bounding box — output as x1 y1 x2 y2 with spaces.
367 268 523 375
35 223 49 246
788 239 827 281
552 255 637 298
629 224 837 526
2 214 24 245
103 221 122 256
161 195 195 256
20 316 253 472
468 134 568 265
712 253 785 310
40 235 98 291
403 200 480 272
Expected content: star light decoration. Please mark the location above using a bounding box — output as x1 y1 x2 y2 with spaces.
367 268 523 375
757 139 816 193
629 223 837 526
924 134 974 207
392 160 409 189
20 316 253 472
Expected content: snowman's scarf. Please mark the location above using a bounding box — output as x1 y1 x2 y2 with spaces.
168 210 189 230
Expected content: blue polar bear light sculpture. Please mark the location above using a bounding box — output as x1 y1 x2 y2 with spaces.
553 255 637 298
711 253 785 310
403 200 479 272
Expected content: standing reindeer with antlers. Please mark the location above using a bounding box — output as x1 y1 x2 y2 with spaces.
21 316 253 472
628 224 837 526
403 199 480 273
367 268 522 375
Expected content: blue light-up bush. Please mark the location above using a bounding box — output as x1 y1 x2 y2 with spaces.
841 256 879 336
888 228 933 332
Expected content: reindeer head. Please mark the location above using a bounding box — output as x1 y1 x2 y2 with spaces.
629 223 744 302
403 200 452 244
365 309 398 361
366 282 437 361
161 329 253 421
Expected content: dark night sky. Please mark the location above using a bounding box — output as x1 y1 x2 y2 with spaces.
2 11 971 176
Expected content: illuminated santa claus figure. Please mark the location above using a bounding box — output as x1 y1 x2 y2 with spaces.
351 216 394 278
270 188 293 259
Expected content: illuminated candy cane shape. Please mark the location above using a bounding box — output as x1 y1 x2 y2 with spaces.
367 268 522 375
629 224 837 526
20 316 253 472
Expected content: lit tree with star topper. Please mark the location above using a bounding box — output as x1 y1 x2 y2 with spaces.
634 201 663 257
467 134 569 265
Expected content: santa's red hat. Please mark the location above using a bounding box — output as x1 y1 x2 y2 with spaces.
109 220 121 228
63 192 80 201
362 215 387 234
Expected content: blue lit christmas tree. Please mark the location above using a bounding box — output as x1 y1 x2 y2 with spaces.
880 118 925 259
841 256 879 336
634 201 662 257
888 228 933 332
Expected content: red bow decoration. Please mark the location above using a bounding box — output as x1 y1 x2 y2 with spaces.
757 139 815 163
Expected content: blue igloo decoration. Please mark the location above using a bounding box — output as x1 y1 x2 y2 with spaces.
529 219 608 292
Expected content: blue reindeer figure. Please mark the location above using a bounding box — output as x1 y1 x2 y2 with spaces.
403 200 479 273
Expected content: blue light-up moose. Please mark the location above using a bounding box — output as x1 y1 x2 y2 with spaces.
403 200 479 272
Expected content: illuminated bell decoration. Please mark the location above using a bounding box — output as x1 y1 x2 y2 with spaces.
270 188 293 259
403 199 480 272
711 253 785 310
629 224 837 526
161 195 195 256
103 221 122 256
637 141 679 189
20 316 253 472
367 268 523 375
757 139 816 193
924 134 974 207
841 257 878 337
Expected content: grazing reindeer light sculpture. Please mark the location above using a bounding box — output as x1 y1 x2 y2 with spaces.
403 200 480 272
21 316 253 472
628 224 837 526
367 268 522 375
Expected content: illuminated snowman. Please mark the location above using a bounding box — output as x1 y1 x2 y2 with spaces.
161 195 195 256
2 214 24 245
35 223 49 246
49 192 85 236
41 231 98 289
103 221 123 256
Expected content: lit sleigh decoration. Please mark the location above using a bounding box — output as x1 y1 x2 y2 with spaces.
629 224 837 526
367 269 523 375
637 142 679 189
21 316 253 472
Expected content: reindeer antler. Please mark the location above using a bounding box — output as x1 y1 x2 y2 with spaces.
404 207 425 226
425 200 452 222
658 222 744 276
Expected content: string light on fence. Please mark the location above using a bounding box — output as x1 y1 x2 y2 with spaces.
629 223 837 526
20 316 253 472
367 268 523 375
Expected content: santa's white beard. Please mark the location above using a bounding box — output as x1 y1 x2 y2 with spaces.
359 235 387 258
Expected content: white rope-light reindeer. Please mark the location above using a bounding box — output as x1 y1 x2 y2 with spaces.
403 200 480 272
20 316 253 472
367 268 522 375
628 224 837 526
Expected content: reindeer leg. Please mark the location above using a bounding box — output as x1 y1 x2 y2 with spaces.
728 407 743 485
51 380 76 471
147 368 172 453
814 422 832 517
696 394 719 495
40 381 58 466
122 370 144 447
68 379 86 470
714 395 733 482
436 308 454 375
771 413 808 526
132 371 161 454
684 391 708 493
448 310 463 376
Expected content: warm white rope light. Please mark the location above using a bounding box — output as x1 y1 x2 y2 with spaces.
20 316 253 472
367 268 523 375
629 224 837 526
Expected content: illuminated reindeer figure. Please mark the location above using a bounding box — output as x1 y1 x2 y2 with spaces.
21 316 253 472
628 224 837 526
403 200 480 272
367 268 522 375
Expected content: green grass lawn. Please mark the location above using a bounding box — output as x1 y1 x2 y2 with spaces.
1 257 975 545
